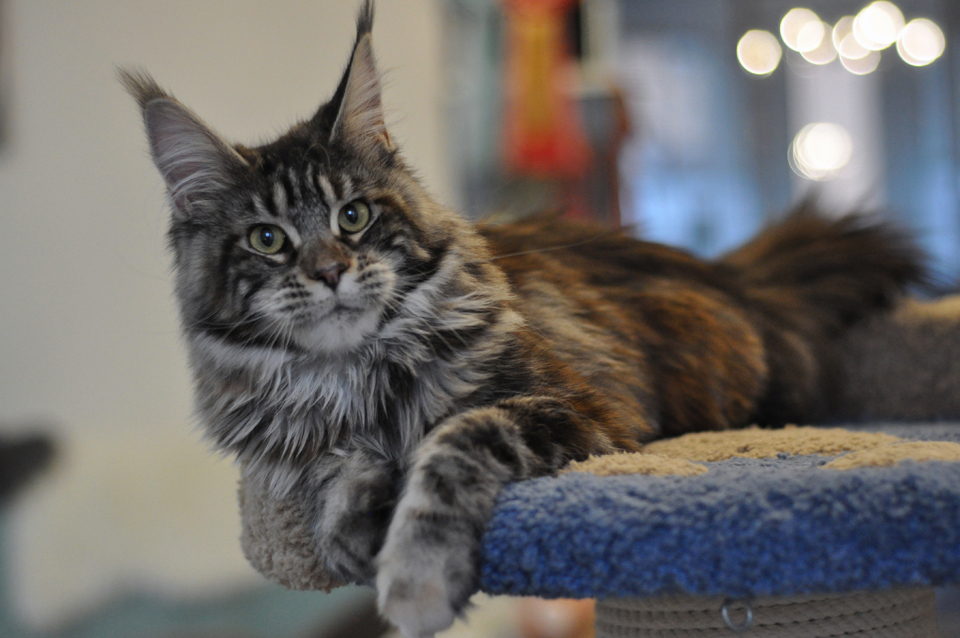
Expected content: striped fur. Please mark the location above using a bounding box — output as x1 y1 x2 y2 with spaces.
122 3 926 636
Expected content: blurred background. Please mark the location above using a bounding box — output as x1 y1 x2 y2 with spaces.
0 1 958 637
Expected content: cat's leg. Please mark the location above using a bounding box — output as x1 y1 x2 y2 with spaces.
314 449 401 583
376 396 598 638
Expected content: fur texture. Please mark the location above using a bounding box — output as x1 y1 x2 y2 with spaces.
122 3 925 636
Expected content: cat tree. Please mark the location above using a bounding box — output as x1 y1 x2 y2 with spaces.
239 297 960 637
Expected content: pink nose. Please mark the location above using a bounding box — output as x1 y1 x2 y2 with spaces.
311 263 348 290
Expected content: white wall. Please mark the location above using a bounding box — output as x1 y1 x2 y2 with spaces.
0 0 448 627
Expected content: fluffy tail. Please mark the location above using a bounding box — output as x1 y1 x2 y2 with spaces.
722 202 926 334
720 201 927 423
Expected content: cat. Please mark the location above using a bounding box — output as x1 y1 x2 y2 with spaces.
121 2 924 636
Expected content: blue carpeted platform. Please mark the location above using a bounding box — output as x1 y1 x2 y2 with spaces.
479 423 960 599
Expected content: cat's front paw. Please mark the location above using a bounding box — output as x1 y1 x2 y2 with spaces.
375 548 457 638
374 495 477 637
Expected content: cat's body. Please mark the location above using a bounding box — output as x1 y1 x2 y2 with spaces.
123 3 924 637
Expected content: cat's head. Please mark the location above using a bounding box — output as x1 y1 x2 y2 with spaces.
123 1 463 357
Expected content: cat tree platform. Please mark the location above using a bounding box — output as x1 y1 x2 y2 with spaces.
239 297 960 636
480 423 960 636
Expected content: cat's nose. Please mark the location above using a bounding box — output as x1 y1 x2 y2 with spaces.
310 262 348 290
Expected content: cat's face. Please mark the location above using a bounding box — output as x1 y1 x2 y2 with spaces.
170 150 411 355
124 18 447 356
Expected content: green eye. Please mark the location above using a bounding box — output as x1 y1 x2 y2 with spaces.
249 225 286 254
338 201 371 233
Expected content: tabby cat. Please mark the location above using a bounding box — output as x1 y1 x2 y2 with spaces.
121 3 923 636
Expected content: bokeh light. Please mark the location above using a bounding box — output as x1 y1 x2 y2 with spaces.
897 18 945 66
841 49 881 74
838 26 881 76
854 2 905 50
796 20 826 53
833 16 855 50
801 23 838 65
742 4 944 77
839 33 870 60
737 30 783 75
790 123 853 181
781 8 822 52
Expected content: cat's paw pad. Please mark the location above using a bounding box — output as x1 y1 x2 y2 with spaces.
376 556 456 638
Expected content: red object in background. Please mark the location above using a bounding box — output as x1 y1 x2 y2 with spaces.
501 0 591 178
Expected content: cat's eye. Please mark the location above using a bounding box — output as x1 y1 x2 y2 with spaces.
338 201 371 233
249 225 287 254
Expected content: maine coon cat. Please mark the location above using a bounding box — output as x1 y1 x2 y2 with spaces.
122 3 923 636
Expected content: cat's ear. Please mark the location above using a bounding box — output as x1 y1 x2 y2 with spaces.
119 69 249 215
328 1 393 153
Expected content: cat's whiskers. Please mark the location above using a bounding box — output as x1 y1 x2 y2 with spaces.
179 307 258 332
264 311 297 353
487 227 632 262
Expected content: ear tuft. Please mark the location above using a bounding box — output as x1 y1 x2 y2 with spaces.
356 0 374 37
117 67 170 111
329 1 392 152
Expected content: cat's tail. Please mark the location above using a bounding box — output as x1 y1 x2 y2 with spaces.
721 200 927 336
719 200 927 423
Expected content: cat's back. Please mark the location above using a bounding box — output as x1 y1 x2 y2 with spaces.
477 216 730 294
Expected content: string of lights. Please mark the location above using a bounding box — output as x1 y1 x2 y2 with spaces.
735 2 946 182
736 2 945 77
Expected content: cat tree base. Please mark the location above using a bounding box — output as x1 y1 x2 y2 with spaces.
594 589 938 637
